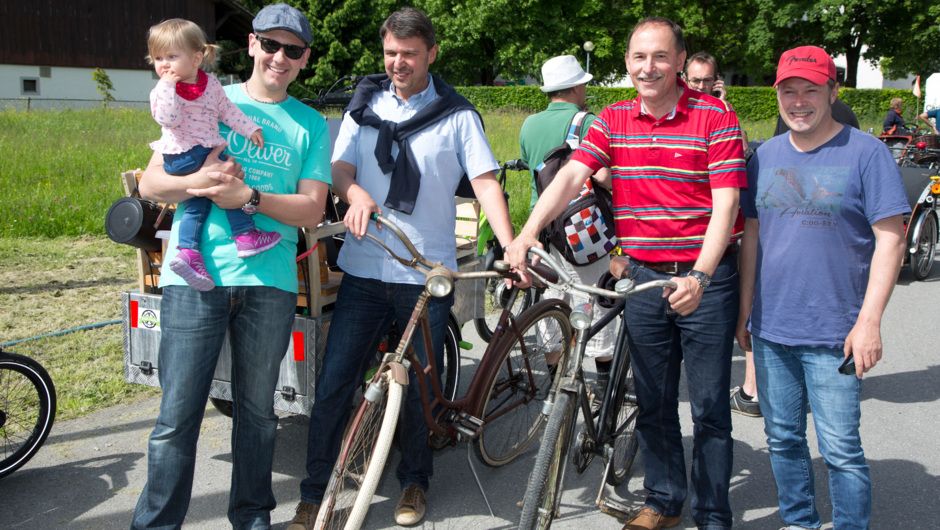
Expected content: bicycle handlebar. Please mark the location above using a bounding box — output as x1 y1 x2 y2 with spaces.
500 159 529 172
504 246 677 300
363 213 507 282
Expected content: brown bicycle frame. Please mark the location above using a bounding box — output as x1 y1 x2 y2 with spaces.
374 289 566 439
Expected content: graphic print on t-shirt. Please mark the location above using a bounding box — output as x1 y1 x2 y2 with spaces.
756 166 849 231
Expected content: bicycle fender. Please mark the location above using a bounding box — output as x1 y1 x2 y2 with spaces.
385 362 410 387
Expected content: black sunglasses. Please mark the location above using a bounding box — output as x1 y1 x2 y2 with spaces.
254 35 307 60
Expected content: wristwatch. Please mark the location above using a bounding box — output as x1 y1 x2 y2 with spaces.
241 188 260 215
688 270 711 290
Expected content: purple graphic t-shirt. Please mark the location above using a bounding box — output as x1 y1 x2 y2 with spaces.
742 126 910 348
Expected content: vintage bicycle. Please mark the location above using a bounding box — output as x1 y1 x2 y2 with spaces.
518 250 676 529
315 214 574 529
0 346 57 479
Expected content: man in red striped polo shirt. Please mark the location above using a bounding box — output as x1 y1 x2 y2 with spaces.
508 17 745 530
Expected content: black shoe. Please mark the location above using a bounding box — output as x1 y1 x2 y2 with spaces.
730 386 761 417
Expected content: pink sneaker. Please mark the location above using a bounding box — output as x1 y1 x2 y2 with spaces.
168 248 215 291
234 229 282 258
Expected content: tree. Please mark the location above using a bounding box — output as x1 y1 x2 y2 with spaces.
91 68 116 105
417 0 635 86
747 0 940 87
293 0 405 97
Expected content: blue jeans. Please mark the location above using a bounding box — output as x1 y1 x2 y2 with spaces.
163 147 254 250
752 335 870 530
624 253 738 529
131 285 296 530
300 274 453 503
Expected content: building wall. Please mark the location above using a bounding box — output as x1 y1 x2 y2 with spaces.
0 65 156 103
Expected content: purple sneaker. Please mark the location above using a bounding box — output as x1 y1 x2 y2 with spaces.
234 229 282 258
168 248 215 291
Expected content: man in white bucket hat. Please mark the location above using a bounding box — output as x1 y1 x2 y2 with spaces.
519 54 616 393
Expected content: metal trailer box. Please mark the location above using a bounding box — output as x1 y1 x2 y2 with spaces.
121 253 483 417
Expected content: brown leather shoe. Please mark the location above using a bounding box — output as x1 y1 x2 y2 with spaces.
286 501 319 530
394 484 427 526
621 506 680 530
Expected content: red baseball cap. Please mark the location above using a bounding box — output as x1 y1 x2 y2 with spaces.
774 46 837 87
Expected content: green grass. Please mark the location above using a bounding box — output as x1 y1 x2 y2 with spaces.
0 108 156 238
0 236 158 421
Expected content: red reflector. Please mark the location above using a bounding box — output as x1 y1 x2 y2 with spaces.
293 331 305 361
131 300 139 328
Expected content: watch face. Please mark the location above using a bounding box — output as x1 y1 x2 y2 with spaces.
242 189 260 215
691 270 711 288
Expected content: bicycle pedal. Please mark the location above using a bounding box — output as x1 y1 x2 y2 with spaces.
457 412 484 428
598 497 635 521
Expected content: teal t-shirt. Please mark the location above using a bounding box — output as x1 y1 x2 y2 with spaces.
519 102 596 210
160 85 331 293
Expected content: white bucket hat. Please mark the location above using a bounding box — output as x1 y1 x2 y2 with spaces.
541 55 593 92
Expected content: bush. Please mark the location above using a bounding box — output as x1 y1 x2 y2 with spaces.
456 85 915 122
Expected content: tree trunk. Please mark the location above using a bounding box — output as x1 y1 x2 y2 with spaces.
844 43 861 88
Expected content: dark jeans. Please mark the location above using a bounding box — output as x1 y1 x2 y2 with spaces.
624 253 738 529
163 147 254 250
130 285 296 529
299 274 453 504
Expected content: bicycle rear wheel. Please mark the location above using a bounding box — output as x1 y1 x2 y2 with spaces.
475 303 571 467
474 279 535 343
607 363 639 486
519 390 579 529
0 351 57 479
315 373 404 529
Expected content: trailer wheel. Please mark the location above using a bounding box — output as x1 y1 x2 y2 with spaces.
210 397 234 418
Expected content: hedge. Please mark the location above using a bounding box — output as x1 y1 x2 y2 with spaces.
455 85 915 122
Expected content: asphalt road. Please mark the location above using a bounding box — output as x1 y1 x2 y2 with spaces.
2 264 939 529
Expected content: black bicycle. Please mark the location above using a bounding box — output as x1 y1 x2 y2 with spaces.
518 251 675 528
474 158 537 342
0 346 57 478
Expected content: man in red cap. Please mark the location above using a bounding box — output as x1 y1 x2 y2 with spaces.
736 46 908 529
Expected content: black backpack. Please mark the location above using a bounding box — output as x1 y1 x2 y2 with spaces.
534 111 616 266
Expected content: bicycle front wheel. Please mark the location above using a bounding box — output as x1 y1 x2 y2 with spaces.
475 303 571 467
0 352 57 479
519 390 579 530
474 279 535 343
315 374 404 530
607 363 639 486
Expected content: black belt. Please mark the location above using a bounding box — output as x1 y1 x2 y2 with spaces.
631 245 735 275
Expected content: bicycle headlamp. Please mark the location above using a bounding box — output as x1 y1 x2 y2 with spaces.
569 302 594 330
426 267 454 298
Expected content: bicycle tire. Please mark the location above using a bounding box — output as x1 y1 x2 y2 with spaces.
912 213 937 281
474 280 535 343
606 363 639 486
475 303 572 467
315 374 404 529
518 390 578 530
0 352 57 479
441 319 461 400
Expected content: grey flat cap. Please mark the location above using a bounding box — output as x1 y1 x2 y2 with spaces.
252 3 313 45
